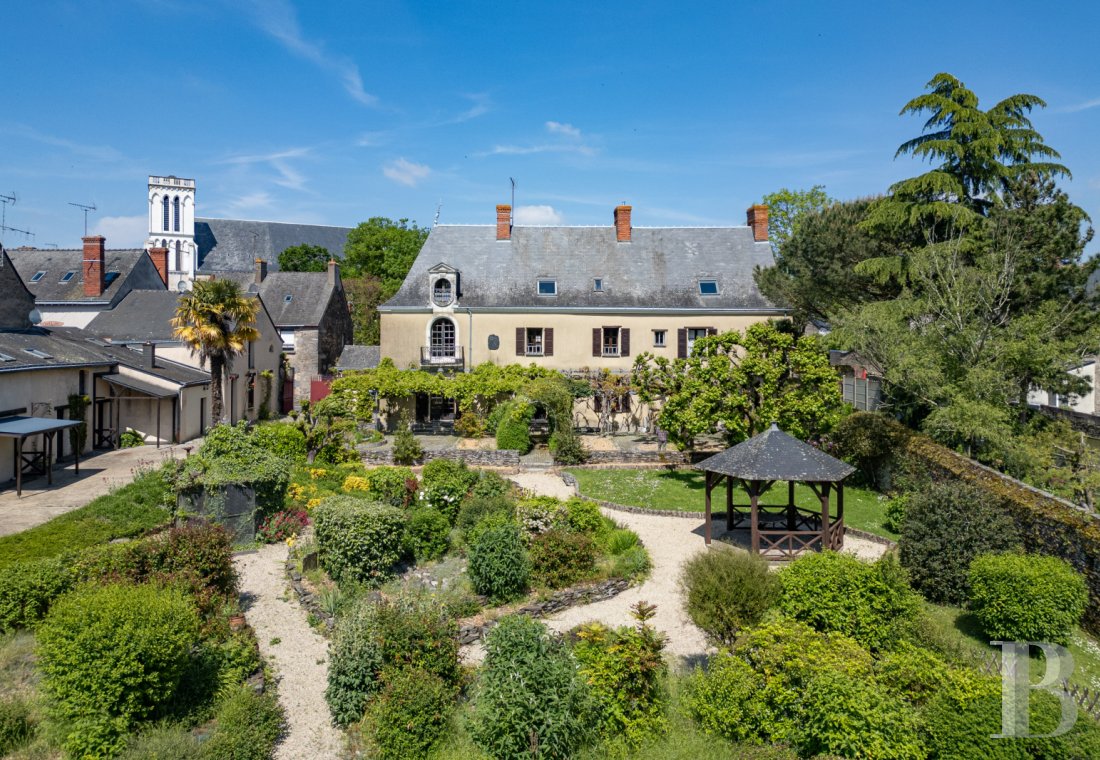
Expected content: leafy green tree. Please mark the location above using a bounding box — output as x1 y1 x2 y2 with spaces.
171 279 260 423
343 217 429 296
277 243 330 272
632 322 844 450
754 198 902 329
760 185 833 259
344 275 384 344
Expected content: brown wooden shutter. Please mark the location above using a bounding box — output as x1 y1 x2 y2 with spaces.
516 327 525 356
620 328 630 357
677 328 688 358
544 328 554 357
706 327 717 336
593 328 601 357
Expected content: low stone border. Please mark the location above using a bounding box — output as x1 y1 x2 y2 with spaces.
561 473 899 549
360 448 521 467
583 450 691 465
285 553 339 632
457 577 631 644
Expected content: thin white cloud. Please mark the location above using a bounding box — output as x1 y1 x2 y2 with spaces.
485 143 596 157
1061 97 1100 113
383 158 431 187
92 215 147 247
545 121 581 139
513 205 564 225
1 123 125 162
452 93 492 123
356 131 389 147
225 192 275 214
243 0 378 107
216 147 311 190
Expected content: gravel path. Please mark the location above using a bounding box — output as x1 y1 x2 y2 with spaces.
235 544 344 760
507 471 888 669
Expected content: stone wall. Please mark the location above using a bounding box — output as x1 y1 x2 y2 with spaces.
360 446 520 467
317 287 354 377
291 328 318 403
1036 404 1100 438
581 449 691 466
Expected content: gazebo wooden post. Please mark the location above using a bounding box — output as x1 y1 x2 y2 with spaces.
704 471 712 546
725 475 734 531
750 479 760 554
786 480 796 531
820 482 831 550
836 482 845 549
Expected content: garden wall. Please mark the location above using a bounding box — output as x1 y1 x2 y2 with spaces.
359 447 520 467
898 431 1100 635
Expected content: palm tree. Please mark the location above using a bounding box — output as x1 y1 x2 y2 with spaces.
172 279 260 423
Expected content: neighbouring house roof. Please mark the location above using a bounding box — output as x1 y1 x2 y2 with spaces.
211 270 336 328
0 328 116 373
8 247 151 303
381 225 782 312
195 218 352 273
337 345 381 372
829 349 883 376
695 423 856 482
85 290 183 342
52 329 211 387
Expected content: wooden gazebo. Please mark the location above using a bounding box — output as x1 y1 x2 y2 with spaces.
695 423 855 560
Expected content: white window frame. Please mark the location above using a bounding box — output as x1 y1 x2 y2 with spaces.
698 279 719 295
537 279 557 296
593 278 604 292
525 327 544 356
602 327 620 357
687 328 709 355
653 329 667 347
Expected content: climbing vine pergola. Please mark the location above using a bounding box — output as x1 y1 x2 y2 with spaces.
695 423 855 560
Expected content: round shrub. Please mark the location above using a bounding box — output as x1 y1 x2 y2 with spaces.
468 523 530 603
968 552 1088 645
457 494 515 544
470 470 513 500
684 652 769 744
392 426 423 465
36 583 201 758
610 544 651 579
406 507 450 562
681 549 780 645
251 422 308 463
563 497 603 534
495 401 534 454
0 556 73 632
363 466 417 508
421 457 479 494
883 492 909 534
469 616 593 758
779 551 919 652
326 595 459 727
369 667 454 760
529 528 596 589
199 686 286 760
898 480 1021 604
313 496 407 586
549 427 588 465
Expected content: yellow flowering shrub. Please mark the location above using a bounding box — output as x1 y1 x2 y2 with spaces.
343 476 371 493
309 468 329 480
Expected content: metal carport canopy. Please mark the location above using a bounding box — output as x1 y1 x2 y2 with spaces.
0 416 84 496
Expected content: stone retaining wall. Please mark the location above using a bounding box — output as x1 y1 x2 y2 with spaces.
581 450 691 466
360 447 521 467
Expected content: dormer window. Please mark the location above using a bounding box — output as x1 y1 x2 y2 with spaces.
593 278 604 292
537 279 557 296
699 279 719 296
432 278 453 306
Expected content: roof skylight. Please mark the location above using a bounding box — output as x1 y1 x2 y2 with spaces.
30 271 46 282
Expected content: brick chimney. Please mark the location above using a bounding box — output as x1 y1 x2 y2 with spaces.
327 259 340 288
255 258 268 284
148 247 169 287
614 205 632 242
82 236 106 297
746 204 769 242
496 204 512 240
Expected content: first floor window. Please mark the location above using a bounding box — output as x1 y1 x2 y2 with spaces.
687 328 709 355
430 318 456 357
603 327 619 356
516 326 553 357
593 326 630 358
526 328 544 355
653 329 666 347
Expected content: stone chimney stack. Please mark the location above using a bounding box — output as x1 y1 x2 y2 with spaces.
614 205 632 242
148 247 169 287
746 204 769 242
82 236 106 297
496 204 512 240
255 258 268 284
327 259 340 288
143 341 156 369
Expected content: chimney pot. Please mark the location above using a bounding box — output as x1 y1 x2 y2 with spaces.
614 205 632 242
746 204 769 242
82 236 106 297
255 258 268 284
143 341 155 369
327 258 340 287
148 247 169 287
496 204 512 240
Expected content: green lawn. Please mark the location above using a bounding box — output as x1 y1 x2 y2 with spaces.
0 466 173 570
566 467 897 540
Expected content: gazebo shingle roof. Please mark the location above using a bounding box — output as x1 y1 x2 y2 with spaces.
695 424 855 482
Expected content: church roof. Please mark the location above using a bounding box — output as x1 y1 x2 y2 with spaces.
695 424 856 482
195 218 352 273
8 247 151 303
381 225 782 312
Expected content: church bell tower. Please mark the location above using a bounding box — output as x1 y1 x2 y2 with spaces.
146 175 196 291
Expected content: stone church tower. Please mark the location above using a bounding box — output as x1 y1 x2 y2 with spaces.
146 175 196 291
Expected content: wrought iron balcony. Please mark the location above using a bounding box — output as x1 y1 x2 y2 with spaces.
420 345 464 368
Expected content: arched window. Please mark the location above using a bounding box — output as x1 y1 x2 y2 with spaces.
162 196 170 231
173 240 181 271
429 318 456 359
173 196 180 232
432 278 452 306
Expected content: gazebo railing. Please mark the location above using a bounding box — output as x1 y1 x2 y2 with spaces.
758 530 824 560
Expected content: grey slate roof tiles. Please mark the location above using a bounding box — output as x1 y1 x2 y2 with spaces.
195 218 352 273
0 328 116 372
8 248 147 302
382 225 782 311
337 345 381 371
85 291 184 342
695 424 856 482
203 270 335 328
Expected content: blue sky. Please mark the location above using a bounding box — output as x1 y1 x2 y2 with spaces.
2 1 1099 252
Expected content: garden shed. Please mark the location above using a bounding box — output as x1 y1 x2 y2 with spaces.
695 423 855 560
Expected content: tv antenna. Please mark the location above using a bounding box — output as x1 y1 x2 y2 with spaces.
509 177 516 215
433 199 442 227
68 201 97 236
0 192 33 244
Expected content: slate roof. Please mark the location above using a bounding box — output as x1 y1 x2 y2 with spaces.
0 328 116 373
52 328 211 386
337 345 381 372
195 218 352 273
381 225 783 311
8 248 148 303
695 424 856 482
208 270 335 328
85 290 183 342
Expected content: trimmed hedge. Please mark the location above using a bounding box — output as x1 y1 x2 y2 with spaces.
313 496 407 586
369 667 454 760
968 552 1089 645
